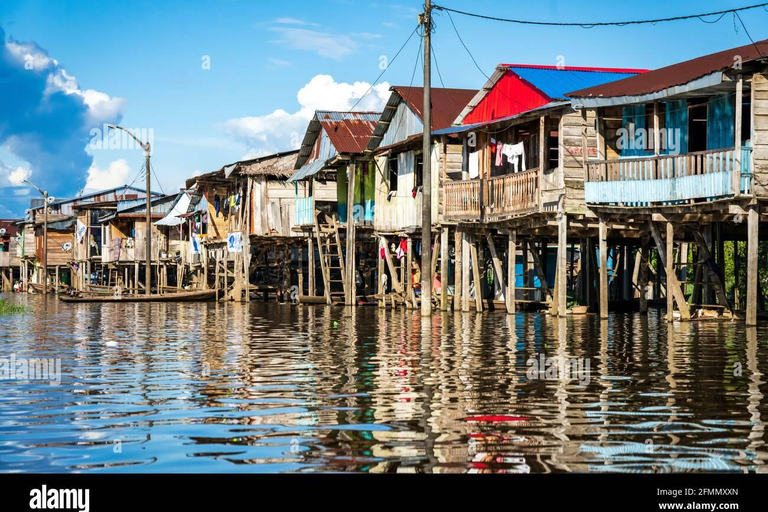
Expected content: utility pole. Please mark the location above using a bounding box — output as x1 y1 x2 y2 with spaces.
24 179 49 295
108 125 153 295
420 0 432 317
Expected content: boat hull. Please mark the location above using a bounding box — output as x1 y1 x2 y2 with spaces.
58 290 218 303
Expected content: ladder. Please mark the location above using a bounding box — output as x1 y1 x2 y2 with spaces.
315 212 347 305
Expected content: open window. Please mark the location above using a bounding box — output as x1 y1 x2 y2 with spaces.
415 153 424 189
388 157 398 192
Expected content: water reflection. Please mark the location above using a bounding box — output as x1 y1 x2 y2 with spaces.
0 294 765 473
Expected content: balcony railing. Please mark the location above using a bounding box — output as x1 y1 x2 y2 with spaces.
585 147 752 206
444 167 540 222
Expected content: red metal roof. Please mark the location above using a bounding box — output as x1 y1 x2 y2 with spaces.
567 39 768 99
316 111 379 154
0 219 19 238
392 86 478 131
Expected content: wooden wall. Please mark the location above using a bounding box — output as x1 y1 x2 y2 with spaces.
753 72 768 197
560 108 596 214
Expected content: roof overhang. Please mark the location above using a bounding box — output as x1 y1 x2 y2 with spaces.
569 71 725 108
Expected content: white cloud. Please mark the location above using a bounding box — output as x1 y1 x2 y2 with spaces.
8 165 31 186
222 74 390 157
273 17 319 26
84 159 131 191
267 57 292 67
269 27 358 60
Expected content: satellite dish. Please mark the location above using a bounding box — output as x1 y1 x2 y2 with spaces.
47 196 55 204
0 228 5 235
62 242 72 252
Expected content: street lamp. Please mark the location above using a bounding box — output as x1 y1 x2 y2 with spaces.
24 179 51 295
107 125 152 296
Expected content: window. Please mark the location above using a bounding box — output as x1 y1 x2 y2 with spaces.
644 103 666 152
415 153 424 188
388 157 398 192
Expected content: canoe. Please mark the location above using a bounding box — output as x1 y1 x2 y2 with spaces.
58 290 218 303
28 283 67 294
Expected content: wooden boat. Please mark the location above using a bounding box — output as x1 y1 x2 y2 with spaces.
28 283 67 294
58 289 218 303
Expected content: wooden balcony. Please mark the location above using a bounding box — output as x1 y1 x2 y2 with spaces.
585 147 753 207
444 167 540 222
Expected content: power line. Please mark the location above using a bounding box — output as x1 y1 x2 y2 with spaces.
734 11 765 57
431 43 446 88
150 162 165 195
346 25 419 113
443 9 539 113
433 2 768 29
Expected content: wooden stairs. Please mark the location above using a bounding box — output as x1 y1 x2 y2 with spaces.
315 212 347 305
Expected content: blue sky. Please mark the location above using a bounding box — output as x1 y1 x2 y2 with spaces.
1 0 767 216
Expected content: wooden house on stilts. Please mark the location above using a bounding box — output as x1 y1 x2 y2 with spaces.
435 65 645 314
567 39 768 324
365 86 477 309
289 111 380 305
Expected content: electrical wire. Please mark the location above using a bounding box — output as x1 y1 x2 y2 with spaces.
346 25 419 113
431 43 446 88
433 2 768 28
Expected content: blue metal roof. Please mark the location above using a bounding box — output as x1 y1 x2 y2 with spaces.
287 159 326 183
508 66 641 100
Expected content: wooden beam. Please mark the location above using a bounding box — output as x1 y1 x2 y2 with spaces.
454 228 462 311
691 230 732 313
406 237 414 308
599 217 608 319
557 213 567 317
380 236 402 293
639 240 650 314
527 240 552 302
440 227 449 311
648 221 690 321
462 231 470 312
747 205 759 326
470 237 483 313
734 74 743 195
507 232 516 314
486 233 506 312
345 162 357 306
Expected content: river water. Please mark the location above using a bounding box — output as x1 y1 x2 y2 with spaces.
0 294 766 473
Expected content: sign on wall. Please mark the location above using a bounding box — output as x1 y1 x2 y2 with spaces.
227 232 242 253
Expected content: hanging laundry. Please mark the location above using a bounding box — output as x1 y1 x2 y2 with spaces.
396 239 408 260
495 141 504 166
502 142 526 172
380 247 385 260
214 194 221 217
468 151 479 179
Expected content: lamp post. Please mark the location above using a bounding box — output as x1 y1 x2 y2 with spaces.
24 179 49 295
107 125 152 296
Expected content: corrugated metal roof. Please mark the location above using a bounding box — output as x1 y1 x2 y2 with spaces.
287 158 326 183
295 111 380 169
393 86 477 130
366 86 477 151
456 64 645 124
100 195 178 223
567 39 768 99
507 65 643 100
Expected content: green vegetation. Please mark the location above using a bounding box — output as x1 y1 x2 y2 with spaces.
0 298 26 314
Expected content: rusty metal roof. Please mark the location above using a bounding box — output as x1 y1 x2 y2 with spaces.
316 111 379 154
567 39 768 100
294 110 380 170
392 86 477 131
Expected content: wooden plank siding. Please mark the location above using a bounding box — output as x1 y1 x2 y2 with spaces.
753 72 768 197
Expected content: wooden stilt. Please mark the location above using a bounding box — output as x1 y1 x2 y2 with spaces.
345 162 357 306
746 205 759 326
462 232 470 312
506 232 516 314
308 236 315 297
470 237 483 313
734 241 741 310
691 231 731 313
406 237 414 309
528 240 552 306
648 221 690 321
454 228 462 312
557 213 567 317
440 227 449 311
377 237 385 308
599 218 608 319
639 240 650 314
486 233 506 312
